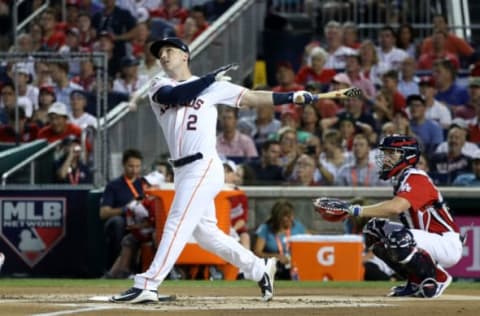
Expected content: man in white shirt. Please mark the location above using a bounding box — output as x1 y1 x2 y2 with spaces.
69 90 97 129
418 76 451 130
377 26 409 70
323 20 354 69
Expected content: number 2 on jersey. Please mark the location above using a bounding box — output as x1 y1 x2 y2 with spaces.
186 114 197 130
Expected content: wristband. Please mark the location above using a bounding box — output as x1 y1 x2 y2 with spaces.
351 205 362 217
272 92 293 105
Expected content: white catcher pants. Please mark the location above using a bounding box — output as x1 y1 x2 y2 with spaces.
134 156 266 291
411 229 463 268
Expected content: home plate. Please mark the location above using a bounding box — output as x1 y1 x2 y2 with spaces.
89 295 176 302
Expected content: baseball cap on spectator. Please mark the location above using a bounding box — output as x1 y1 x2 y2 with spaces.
48 102 69 117
394 108 409 119
222 160 237 173
332 73 351 86
337 112 356 126
419 76 435 87
143 170 165 187
406 94 426 106
450 117 468 130
14 63 30 76
70 89 87 99
469 77 480 87
137 7 150 23
121 56 140 68
98 30 114 42
66 0 80 6
39 84 55 95
280 108 299 122
67 27 80 37
150 37 189 59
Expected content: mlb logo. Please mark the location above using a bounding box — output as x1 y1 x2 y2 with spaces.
0 197 67 268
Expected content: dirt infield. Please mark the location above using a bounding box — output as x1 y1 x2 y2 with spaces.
1 281 480 316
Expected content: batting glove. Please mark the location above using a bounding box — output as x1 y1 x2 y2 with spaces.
127 200 149 219
292 91 314 105
210 63 239 82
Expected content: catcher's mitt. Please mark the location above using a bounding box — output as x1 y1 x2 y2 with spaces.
313 197 350 222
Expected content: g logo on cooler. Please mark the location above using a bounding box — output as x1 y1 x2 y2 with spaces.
317 246 335 266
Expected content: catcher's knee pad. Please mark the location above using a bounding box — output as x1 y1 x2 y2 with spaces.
384 227 416 263
404 249 437 281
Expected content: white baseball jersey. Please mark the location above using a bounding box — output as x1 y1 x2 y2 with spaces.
148 76 247 160
134 75 267 291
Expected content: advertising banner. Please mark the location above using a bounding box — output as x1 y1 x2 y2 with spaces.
447 216 480 279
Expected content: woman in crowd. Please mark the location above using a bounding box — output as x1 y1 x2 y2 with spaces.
254 200 307 280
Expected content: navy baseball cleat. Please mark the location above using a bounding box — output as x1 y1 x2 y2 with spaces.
258 258 277 301
110 287 158 304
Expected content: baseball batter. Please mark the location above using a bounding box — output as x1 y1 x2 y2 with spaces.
335 135 462 298
111 37 314 303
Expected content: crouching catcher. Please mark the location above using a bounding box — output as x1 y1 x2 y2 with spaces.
314 135 463 298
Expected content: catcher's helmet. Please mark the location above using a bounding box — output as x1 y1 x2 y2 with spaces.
376 135 420 180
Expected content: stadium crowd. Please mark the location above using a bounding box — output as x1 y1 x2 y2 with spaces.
1 0 479 282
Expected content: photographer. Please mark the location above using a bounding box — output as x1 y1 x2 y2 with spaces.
54 136 92 184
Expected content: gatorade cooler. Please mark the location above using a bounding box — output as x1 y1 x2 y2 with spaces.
289 234 365 281
145 187 241 280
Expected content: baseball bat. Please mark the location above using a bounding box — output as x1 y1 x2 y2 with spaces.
313 87 363 100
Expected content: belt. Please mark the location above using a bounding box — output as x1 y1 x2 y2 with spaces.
169 152 203 168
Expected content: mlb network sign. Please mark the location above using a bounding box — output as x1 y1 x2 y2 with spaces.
0 197 67 267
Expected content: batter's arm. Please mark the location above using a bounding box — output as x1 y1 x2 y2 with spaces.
239 90 313 107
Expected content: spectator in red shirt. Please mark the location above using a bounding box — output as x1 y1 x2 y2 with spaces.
418 29 460 70
420 14 474 60
381 69 406 112
0 107 39 143
342 21 361 49
272 61 305 118
40 8 66 51
223 160 250 250
131 21 151 59
467 77 480 144
175 16 198 45
77 11 97 50
150 0 189 25
295 46 336 86
32 84 57 128
72 59 97 92
38 102 82 143
190 5 209 41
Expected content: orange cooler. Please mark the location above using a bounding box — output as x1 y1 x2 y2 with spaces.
289 234 365 281
145 187 242 280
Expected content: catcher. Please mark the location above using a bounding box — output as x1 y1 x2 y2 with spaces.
313 135 462 298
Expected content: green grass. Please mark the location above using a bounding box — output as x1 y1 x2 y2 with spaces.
0 279 479 290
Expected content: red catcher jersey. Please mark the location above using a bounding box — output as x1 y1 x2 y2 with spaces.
395 168 459 234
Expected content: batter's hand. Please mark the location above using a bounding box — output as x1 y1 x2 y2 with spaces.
293 91 314 105
210 63 239 82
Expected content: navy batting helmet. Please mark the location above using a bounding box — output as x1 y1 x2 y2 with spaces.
376 135 420 180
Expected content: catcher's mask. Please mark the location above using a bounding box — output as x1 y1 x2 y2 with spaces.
376 135 420 180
